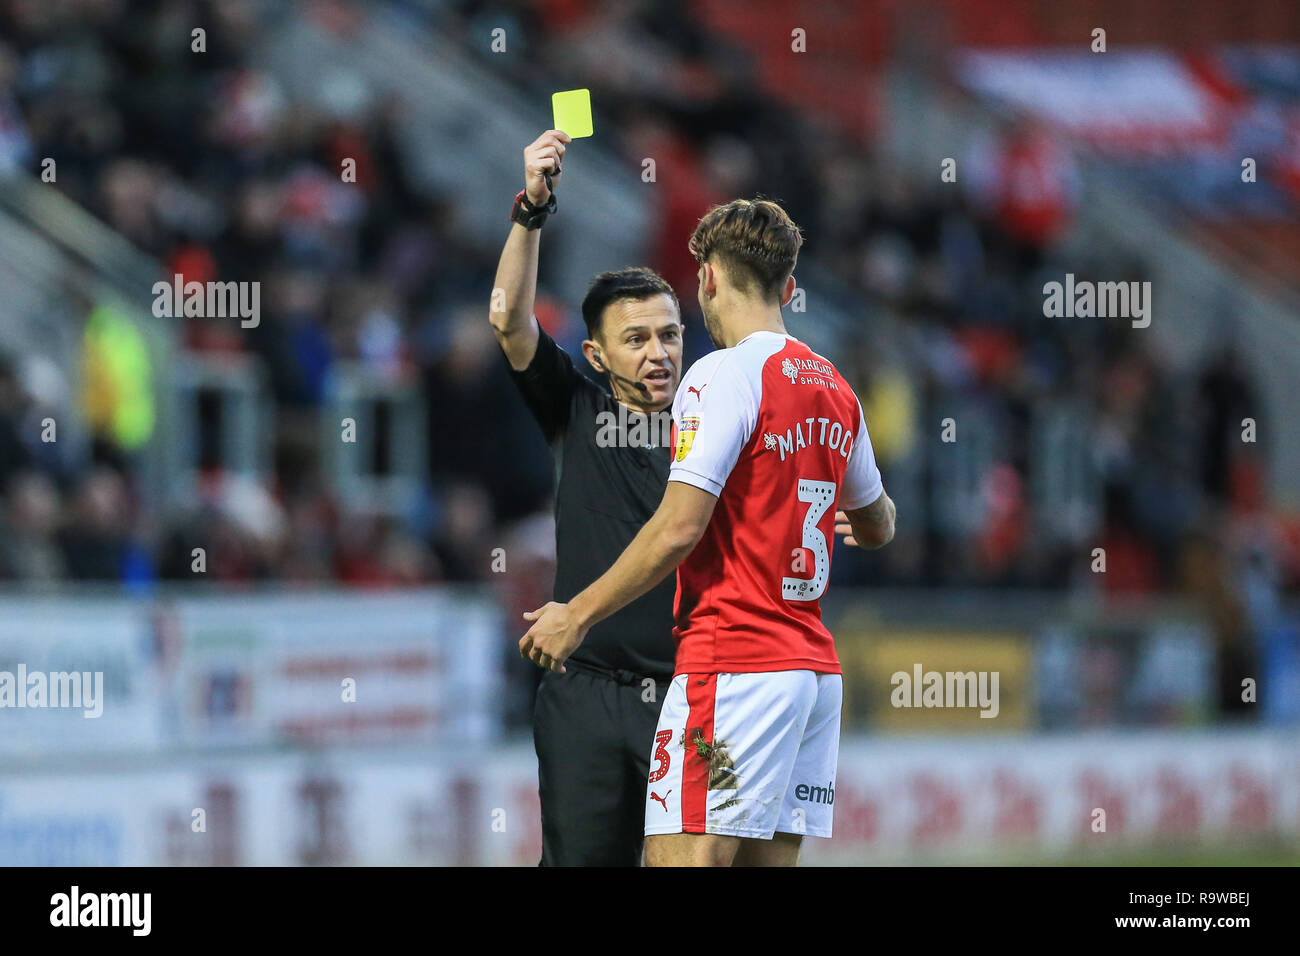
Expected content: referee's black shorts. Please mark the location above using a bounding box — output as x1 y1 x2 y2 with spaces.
533 662 668 866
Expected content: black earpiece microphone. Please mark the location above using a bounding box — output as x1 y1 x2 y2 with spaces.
593 350 651 398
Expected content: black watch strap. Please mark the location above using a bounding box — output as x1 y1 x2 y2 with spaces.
511 188 557 230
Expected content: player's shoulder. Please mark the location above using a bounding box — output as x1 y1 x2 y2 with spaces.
792 338 856 383
782 337 842 373
680 332 817 402
736 330 797 363
716 331 796 385
681 347 731 387
745 334 843 387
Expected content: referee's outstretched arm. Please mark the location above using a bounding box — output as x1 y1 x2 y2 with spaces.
490 129 571 370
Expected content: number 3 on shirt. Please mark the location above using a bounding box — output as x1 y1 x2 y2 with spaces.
781 478 836 603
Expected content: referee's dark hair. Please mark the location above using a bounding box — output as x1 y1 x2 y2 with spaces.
581 267 680 340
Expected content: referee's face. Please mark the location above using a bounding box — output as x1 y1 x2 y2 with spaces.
590 294 683 412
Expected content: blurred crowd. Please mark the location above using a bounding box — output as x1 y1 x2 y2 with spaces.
0 0 1294 663
0 0 557 590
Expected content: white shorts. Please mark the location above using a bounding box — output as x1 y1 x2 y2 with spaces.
644 670 842 840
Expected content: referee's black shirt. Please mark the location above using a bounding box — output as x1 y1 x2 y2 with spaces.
508 326 676 682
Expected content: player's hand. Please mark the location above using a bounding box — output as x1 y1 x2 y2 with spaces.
523 130 569 205
834 510 859 548
519 601 587 673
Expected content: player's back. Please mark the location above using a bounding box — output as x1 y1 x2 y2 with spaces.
667 330 883 676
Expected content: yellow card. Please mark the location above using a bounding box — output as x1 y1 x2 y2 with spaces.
551 89 593 138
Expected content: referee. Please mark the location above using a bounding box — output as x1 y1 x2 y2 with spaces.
490 130 682 866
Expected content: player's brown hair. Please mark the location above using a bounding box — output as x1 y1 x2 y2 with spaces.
688 198 804 301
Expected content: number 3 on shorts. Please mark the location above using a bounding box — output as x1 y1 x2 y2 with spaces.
648 729 672 782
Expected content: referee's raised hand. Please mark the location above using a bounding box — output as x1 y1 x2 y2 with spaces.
524 129 570 206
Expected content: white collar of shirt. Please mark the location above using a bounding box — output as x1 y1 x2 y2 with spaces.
735 329 796 348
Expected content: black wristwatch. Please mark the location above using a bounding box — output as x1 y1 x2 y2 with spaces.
511 188 557 230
